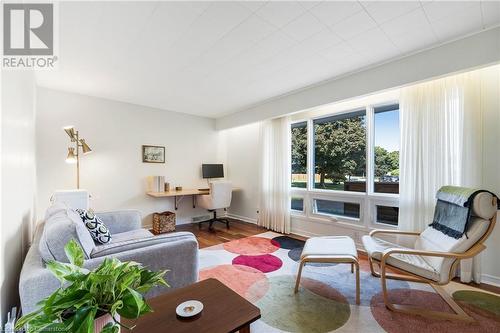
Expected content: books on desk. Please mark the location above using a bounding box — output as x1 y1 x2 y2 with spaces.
147 176 165 192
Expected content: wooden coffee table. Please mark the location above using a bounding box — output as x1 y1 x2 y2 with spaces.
123 278 261 333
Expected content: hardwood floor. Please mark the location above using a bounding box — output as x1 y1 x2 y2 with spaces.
175 218 270 248
176 219 500 294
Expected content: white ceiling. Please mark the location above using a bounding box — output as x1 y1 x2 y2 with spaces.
37 1 500 118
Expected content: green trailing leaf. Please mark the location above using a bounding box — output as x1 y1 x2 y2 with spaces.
39 290 60 315
71 306 97 333
42 321 69 333
51 290 91 311
16 240 169 332
118 287 146 319
46 260 85 283
15 311 42 330
101 323 120 333
26 320 67 333
136 270 168 293
110 300 123 315
64 239 85 267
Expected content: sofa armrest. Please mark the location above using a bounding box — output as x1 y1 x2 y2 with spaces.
84 233 199 297
96 210 142 234
90 232 195 258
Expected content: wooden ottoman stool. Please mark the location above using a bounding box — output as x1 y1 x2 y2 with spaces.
294 236 360 305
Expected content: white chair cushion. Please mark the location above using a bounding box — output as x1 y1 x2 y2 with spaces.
414 217 490 283
362 235 439 281
302 236 357 260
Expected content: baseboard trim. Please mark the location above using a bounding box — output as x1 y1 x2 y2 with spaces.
481 274 500 287
227 213 257 224
290 227 319 238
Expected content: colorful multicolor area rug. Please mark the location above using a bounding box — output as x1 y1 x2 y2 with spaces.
199 231 500 333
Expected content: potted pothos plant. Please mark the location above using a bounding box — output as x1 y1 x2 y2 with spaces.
16 239 168 333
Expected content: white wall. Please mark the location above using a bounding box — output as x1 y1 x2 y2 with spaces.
222 123 260 222
478 66 500 286
36 88 223 226
1 71 37 324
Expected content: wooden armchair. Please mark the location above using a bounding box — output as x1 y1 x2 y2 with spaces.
362 193 497 322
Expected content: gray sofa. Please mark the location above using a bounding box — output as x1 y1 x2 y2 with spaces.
19 204 199 314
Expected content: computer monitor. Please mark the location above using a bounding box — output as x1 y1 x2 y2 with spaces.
202 164 224 179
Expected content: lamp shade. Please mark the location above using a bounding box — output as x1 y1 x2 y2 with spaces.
66 147 77 164
80 139 92 154
63 126 75 139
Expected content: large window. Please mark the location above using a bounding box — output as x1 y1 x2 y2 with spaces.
313 110 366 192
291 121 307 188
290 102 400 228
374 105 399 194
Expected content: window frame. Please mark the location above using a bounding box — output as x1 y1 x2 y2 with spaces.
289 101 400 230
372 102 400 197
311 194 363 223
368 195 399 229
311 107 367 195
373 203 400 227
290 119 309 192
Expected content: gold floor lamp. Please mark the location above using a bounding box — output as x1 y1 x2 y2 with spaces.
63 126 92 189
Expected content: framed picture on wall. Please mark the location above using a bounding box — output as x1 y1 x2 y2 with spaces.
142 145 165 163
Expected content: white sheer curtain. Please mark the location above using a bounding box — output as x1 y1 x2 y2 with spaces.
258 116 291 234
399 68 495 283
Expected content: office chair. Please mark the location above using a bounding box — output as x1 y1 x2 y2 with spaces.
197 180 232 230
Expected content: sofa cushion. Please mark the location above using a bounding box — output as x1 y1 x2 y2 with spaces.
91 231 193 258
95 210 142 234
76 209 112 244
111 229 153 243
39 202 95 262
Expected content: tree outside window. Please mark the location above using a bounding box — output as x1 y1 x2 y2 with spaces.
313 111 366 192
291 122 307 188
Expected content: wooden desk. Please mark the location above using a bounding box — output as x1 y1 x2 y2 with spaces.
123 278 261 333
147 189 209 210
147 188 239 210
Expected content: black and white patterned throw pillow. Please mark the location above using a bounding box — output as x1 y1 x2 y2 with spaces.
76 209 112 244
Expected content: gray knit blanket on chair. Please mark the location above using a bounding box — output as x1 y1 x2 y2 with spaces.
429 186 497 239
